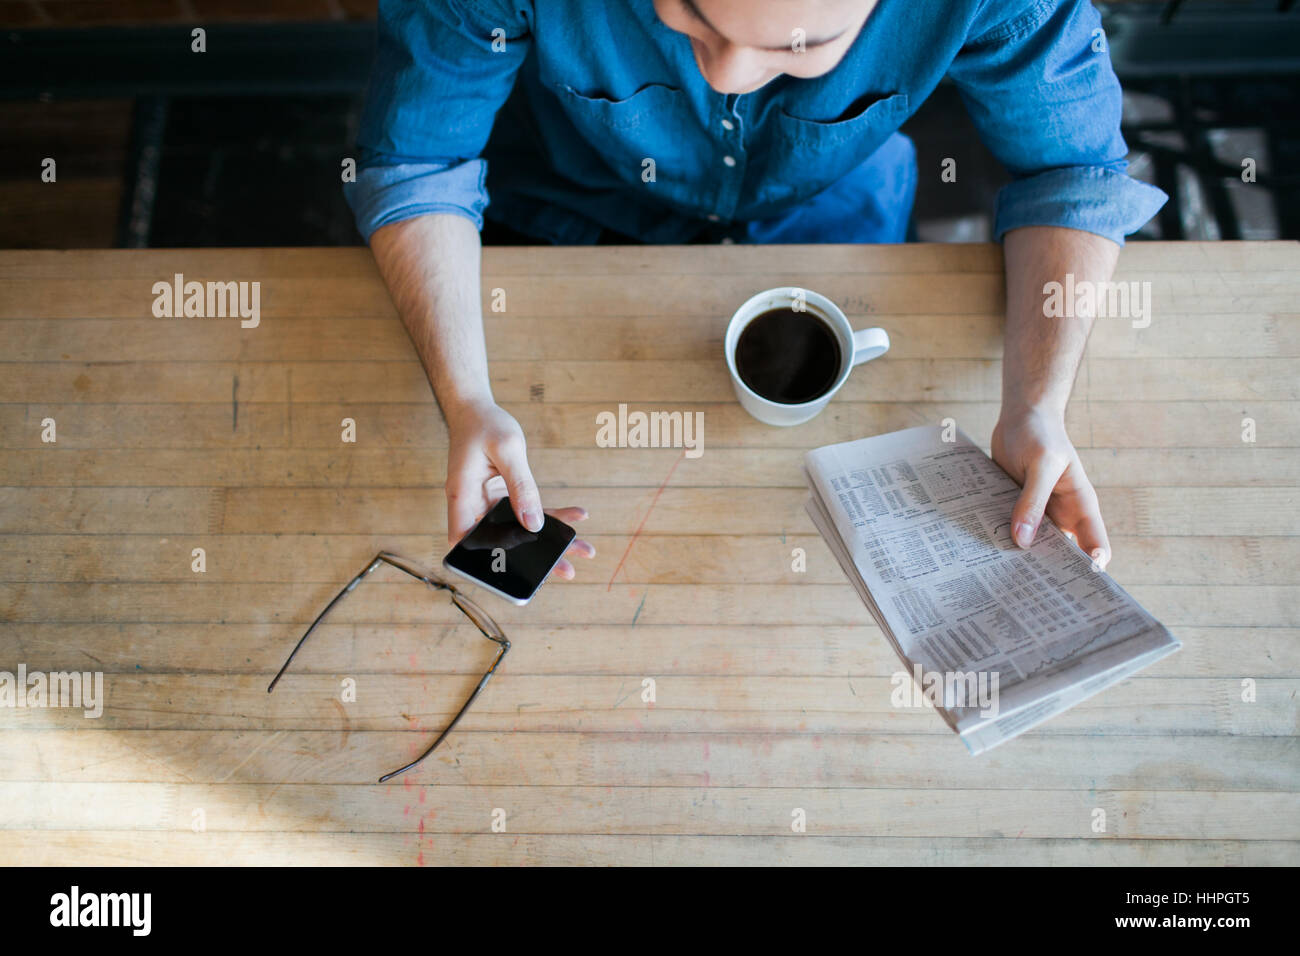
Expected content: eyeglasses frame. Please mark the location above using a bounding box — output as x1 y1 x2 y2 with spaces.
267 551 510 783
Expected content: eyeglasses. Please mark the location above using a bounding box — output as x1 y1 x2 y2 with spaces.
268 551 510 783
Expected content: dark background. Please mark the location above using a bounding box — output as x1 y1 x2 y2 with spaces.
1 0 1297 248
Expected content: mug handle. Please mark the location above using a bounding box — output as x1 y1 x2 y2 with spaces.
852 327 890 365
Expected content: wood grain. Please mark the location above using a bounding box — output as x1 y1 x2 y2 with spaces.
0 243 1297 866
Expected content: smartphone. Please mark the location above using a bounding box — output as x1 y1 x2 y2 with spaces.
442 497 577 605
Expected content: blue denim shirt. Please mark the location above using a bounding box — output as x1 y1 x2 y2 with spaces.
344 0 1167 245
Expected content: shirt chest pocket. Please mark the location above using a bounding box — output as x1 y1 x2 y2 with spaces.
776 90 910 152
758 90 910 205
553 81 693 184
556 81 686 131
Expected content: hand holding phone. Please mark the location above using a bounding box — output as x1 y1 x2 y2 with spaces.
443 497 586 605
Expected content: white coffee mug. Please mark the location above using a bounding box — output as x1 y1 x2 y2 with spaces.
724 287 890 426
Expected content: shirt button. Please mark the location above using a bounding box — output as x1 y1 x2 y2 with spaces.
721 118 735 131
723 155 736 167
707 214 720 222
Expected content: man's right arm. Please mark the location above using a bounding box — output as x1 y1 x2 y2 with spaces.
369 213 546 542
345 1 591 569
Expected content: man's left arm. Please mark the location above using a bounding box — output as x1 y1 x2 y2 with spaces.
995 224 1115 568
946 0 1169 564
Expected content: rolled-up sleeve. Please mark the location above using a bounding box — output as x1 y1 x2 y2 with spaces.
948 0 1168 244
344 0 533 242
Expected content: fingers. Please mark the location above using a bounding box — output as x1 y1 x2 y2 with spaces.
540 536 594 586
490 433 544 532
548 537 596 582
566 537 596 560
534 532 594 585
1049 464 1112 572
1010 453 1067 549
549 507 594 564
1072 514 1111 572
446 477 488 549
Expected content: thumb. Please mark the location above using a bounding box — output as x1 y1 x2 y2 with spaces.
492 437 544 532
1010 455 1064 549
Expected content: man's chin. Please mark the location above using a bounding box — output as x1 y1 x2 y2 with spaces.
734 74 781 94
691 41 781 96
705 72 782 96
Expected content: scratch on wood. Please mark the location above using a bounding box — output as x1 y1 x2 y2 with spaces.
331 698 351 750
612 681 635 708
220 730 285 783
207 487 227 534
607 449 686 591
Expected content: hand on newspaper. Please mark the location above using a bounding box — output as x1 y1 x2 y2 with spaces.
992 408 1110 571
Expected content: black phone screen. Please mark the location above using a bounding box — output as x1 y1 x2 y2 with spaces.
443 497 576 602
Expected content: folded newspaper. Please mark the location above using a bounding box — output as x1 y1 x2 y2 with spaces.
803 425 1181 754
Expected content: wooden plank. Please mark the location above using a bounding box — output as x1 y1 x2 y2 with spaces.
1 447 1297 488
3 533 1296 586
4 269 1300 320
1084 358 1300 401
0 362 292 404
1 622 1293 677
0 574 1296 626
3 783 1296 839
1078 448 1300 487
0 403 290 448
3 831 1292 866
1 729 1294 789
6 402 1300 453
2 314 1297 362
1 485 1294 537
0 675 1292 735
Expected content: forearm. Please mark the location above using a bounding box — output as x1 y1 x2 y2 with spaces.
369 213 493 421
1000 225 1119 419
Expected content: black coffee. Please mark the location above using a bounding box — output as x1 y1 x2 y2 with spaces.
735 307 842 404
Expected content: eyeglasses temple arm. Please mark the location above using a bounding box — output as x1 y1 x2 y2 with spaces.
377 638 511 784
267 555 385 693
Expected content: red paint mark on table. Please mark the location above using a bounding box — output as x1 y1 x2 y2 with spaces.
607 449 687 591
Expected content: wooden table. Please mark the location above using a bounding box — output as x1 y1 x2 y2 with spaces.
1 243 1296 866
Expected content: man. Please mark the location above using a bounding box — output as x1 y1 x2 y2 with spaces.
344 0 1167 579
